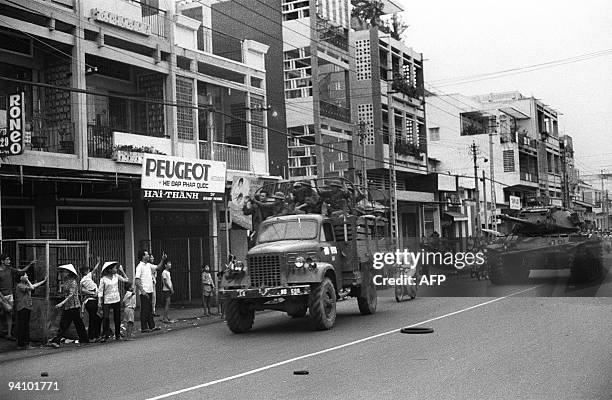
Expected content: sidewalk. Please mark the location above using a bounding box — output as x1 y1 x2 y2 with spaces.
0 305 223 363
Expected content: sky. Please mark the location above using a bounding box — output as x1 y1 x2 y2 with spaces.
396 0 612 189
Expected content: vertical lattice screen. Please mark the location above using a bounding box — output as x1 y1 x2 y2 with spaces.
250 95 265 150
503 150 515 172
176 76 194 141
406 118 414 144
357 103 374 145
137 74 165 137
355 39 371 81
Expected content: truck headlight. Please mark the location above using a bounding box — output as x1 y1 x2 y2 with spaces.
295 256 305 268
305 257 317 269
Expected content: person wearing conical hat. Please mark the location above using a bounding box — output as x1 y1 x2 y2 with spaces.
48 264 89 348
98 261 129 342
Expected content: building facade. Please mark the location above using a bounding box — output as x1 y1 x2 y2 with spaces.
0 0 271 303
427 91 572 234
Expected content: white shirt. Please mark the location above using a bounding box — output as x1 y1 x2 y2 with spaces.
162 269 173 292
80 272 98 295
135 261 154 293
98 275 124 304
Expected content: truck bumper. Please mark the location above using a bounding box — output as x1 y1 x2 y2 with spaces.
219 285 311 299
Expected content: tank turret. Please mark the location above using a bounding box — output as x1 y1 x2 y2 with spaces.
499 206 583 235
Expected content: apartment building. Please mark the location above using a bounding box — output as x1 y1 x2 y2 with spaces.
0 0 271 302
427 91 572 234
349 2 437 247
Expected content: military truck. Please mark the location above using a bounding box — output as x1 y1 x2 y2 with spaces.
219 178 394 332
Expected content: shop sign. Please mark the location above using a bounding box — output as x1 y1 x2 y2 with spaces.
91 8 151 36
1 93 25 156
141 154 226 202
509 195 521 210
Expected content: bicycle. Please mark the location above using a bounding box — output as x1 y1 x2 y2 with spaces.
394 265 417 302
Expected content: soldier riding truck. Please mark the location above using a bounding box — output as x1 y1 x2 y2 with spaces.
218 178 395 333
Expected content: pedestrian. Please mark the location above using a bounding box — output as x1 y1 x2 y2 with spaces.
48 264 89 348
161 261 174 324
135 250 163 333
0 254 36 341
201 264 215 317
98 262 129 342
15 271 47 349
80 256 102 341
122 282 136 341
148 254 165 317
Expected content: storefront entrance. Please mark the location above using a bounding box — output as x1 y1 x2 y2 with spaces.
150 210 209 304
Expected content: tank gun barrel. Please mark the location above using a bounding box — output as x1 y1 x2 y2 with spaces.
499 214 537 225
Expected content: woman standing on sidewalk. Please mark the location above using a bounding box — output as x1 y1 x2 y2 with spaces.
98 262 129 342
15 271 47 349
48 264 89 348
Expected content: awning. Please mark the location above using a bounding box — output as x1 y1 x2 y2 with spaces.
443 211 469 222
572 199 594 210
499 107 530 120
382 0 404 13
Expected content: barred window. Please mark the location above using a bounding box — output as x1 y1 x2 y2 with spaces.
503 150 515 172
176 76 194 141
250 95 265 150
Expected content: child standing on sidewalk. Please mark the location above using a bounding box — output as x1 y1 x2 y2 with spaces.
201 265 215 317
122 282 136 340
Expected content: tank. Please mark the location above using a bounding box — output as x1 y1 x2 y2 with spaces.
486 206 604 284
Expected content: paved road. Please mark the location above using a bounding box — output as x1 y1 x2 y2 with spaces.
1 272 611 400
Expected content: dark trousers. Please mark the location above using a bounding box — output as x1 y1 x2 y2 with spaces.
102 302 122 339
16 308 30 347
139 294 155 330
51 308 88 344
84 299 102 340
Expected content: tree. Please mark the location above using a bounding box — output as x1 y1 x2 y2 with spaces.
351 0 385 27
386 13 409 41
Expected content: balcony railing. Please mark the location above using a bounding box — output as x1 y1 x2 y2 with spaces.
319 101 351 123
518 133 537 150
140 2 166 38
199 141 250 171
87 125 113 158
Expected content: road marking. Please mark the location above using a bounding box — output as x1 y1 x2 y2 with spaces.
146 285 541 400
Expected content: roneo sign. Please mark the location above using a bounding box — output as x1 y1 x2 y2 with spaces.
141 154 226 201
1 93 25 156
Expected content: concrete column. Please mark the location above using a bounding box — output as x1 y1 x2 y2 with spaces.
72 0 88 169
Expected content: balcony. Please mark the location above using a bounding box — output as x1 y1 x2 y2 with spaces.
391 77 423 100
518 133 537 151
199 141 249 171
319 101 351 123
141 2 167 38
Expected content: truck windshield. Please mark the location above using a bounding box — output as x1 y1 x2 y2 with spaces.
258 220 318 243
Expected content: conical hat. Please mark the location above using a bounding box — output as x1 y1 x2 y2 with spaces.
101 261 119 273
58 263 77 276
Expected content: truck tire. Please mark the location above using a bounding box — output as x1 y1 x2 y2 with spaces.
226 299 254 333
358 283 377 314
308 278 336 330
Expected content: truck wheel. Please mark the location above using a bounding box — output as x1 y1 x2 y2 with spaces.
309 278 336 330
358 276 378 314
226 299 254 333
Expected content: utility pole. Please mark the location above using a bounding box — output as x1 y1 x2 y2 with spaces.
387 70 399 247
560 139 569 208
470 141 481 237
482 170 488 230
357 120 368 189
489 119 497 231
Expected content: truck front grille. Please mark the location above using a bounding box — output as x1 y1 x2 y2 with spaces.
248 254 282 287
